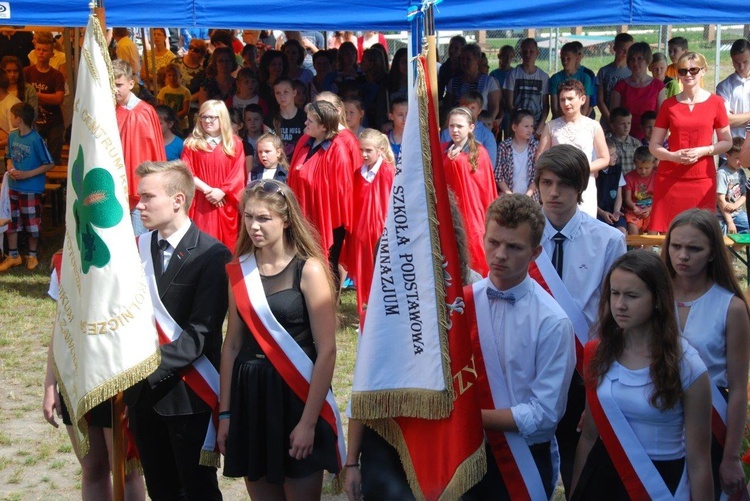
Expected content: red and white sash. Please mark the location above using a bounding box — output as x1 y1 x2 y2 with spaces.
226 254 346 469
584 342 689 500
137 234 220 465
465 281 548 501
529 249 588 375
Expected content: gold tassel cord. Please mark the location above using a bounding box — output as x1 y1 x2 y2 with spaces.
199 449 221 468
415 57 455 406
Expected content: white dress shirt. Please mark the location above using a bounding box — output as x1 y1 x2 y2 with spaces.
716 72 750 138
542 210 626 334
482 275 576 445
360 157 383 183
157 219 191 271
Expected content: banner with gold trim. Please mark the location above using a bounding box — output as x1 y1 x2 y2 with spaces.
350 55 486 500
52 13 159 456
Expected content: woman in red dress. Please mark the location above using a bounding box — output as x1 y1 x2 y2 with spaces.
343 129 396 321
442 107 498 276
648 52 732 233
181 99 246 250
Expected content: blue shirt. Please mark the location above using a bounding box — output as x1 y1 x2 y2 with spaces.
7 129 53 194
164 136 184 161
549 67 595 100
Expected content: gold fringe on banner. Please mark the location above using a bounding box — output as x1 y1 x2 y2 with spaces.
199 449 221 468
365 418 487 501
350 388 452 420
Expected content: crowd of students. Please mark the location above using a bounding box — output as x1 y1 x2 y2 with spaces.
0 26 748 500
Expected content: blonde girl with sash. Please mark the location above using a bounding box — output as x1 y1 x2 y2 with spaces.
663 209 750 499
572 250 713 500
219 180 344 499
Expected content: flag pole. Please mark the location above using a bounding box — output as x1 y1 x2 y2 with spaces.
89 3 125 496
424 2 439 122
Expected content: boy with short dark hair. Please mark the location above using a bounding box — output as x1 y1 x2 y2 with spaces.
596 33 634 130
716 137 749 234
549 42 594 118
0 102 54 271
640 110 658 147
716 39 750 139
596 137 627 234
113 59 166 235
607 106 641 174
463 194 575 500
666 37 689 79
624 146 657 235
504 38 549 136
533 144 626 496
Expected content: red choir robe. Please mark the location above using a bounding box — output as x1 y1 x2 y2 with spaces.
288 133 356 257
343 159 396 320
116 99 166 210
181 135 246 250
442 142 497 277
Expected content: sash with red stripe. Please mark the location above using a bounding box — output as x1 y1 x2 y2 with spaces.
464 281 548 501
226 254 346 469
137 234 220 466
529 250 588 376
583 341 689 500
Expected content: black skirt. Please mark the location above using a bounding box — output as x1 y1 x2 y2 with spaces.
572 438 685 500
60 392 112 428
222 354 340 482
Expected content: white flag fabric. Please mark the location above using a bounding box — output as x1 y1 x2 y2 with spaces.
52 14 159 455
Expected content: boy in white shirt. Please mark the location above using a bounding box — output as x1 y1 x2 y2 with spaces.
533 144 626 496
464 194 576 500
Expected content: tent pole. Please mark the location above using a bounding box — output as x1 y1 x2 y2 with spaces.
714 25 721 91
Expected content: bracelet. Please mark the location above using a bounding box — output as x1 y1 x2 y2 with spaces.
345 463 359 468
708 145 714 155
218 411 231 420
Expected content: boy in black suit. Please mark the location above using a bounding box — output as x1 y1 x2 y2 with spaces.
126 159 231 500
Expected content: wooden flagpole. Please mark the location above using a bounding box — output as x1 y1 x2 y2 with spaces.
88 5 126 498
424 3 439 123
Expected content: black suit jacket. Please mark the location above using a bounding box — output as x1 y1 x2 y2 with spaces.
125 222 231 416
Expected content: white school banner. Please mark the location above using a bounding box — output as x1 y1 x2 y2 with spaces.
52 13 159 455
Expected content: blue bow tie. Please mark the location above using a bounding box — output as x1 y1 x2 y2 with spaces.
486 288 516 305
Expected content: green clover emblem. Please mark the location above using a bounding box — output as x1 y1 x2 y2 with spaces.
71 145 124 273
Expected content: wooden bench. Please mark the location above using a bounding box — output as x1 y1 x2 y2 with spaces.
625 234 750 284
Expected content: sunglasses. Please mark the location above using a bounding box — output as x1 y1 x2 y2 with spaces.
247 180 286 198
677 67 703 76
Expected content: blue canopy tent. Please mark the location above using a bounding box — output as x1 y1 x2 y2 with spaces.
5 0 749 28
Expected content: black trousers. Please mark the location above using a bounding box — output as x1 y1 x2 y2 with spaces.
462 441 554 501
128 402 221 501
556 371 586 497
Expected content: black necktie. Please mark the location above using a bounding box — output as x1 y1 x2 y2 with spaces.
552 232 566 278
157 239 169 277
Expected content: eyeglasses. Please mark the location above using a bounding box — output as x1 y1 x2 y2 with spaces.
200 115 219 122
677 67 703 76
247 180 286 198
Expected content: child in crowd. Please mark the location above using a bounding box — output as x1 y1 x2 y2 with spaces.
640 110 657 147
293 79 308 109
155 104 184 161
249 132 288 183
266 77 306 158
242 103 264 173
0 69 20 152
229 107 245 137
666 37 689 79
503 38 550 136
571 41 598 117
596 137 627 234
549 42 594 118
716 137 749 234
596 33 634 131
624 146 657 235
717 39 750 139
478 110 494 133
230 68 268 117
0 102 54 271
440 91 497 157
344 96 365 137
387 97 407 166
345 128 396 319
607 107 641 174
157 63 191 132
495 108 539 199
